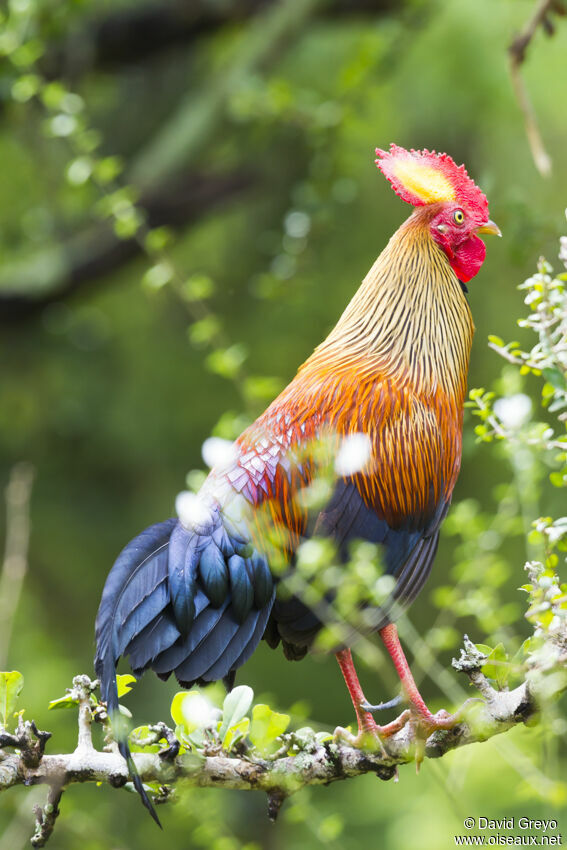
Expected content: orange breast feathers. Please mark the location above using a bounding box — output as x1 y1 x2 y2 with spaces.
228 351 465 541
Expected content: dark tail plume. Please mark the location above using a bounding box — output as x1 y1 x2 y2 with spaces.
95 509 275 823
95 518 177 826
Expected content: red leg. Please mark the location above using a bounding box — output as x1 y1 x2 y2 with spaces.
335 648 410 745
378 623 455 731
379 624 429 717
335 648 378 736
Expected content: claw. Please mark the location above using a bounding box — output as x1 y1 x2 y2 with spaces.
360 694 403 713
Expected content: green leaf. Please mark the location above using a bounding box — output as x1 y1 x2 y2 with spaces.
481 643 510 689
543 368 567 391
48 694 77 711
315 731 333 743
143 261 173 290
171 690 215 734
182 274 216 302
218 686 254 741
318 813 345 841
129 725 161 753
188 316 221 348
249 703 290 755
116 674 137 698
205 344 248 379
185 728 206 748
222 717 250 750
171 692 188 727
143 226 173 253
94 155 124 185
172 722 197 749
0 671 24 728
550 471 566 488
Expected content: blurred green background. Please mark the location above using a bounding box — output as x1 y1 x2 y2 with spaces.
1 0 566 847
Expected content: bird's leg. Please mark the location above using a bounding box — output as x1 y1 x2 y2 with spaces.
334 648 410 749
335 648 377 739
372 624 457 734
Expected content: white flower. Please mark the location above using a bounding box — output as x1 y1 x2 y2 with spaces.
202 436 238 470
181 693 217 731
494 394 532 430
175 491 212 531
335 433 372 476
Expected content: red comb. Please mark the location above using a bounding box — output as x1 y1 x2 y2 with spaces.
375 144 488 216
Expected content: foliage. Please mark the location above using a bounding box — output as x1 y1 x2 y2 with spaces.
0 671 24 729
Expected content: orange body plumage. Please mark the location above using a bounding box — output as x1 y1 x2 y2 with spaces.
237 211 474 527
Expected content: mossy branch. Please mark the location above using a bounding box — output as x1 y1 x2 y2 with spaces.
0 650 552 848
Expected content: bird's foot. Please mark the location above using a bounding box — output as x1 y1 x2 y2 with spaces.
362 696 470 735
407 705 471 771
415 707 458 734
333 709 411 755
413 697 481 736
361 699 469 769
334 722 389 754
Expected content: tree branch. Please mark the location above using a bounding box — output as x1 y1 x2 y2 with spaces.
508 0 566 176
0 464 35 668
0 170 254 320
0 653 544 847
0 682 535 794
42 0 399 81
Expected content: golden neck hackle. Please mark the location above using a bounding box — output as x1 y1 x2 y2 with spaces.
302 209 475 402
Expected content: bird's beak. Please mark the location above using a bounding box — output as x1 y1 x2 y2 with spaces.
476 219 502 237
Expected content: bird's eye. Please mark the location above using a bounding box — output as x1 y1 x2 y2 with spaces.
453 209 465 225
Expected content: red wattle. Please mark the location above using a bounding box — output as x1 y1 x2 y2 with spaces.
449 234 486 283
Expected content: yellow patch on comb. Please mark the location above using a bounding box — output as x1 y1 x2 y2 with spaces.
391 159 456 204
376 145 488 213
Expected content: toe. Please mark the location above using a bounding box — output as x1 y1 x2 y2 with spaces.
360 694 403 713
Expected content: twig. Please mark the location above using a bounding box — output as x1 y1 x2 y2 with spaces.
70 675 98 754
31 786 63 849
508 0 566 176
0 464 35 668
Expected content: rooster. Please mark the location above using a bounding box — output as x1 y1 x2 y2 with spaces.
95 144 500 821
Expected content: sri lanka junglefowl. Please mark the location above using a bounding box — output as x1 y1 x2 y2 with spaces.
95 144 500 821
